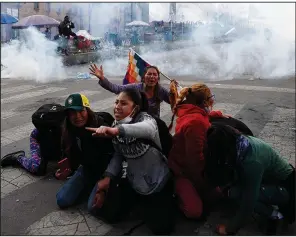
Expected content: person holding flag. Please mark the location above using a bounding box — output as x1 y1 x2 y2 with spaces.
89 50 171 118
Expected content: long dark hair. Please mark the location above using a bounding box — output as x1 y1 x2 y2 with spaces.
142 65 161 104
120 88 149 117
61 107 98 158
204 124 241 187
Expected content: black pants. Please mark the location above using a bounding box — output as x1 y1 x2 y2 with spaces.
279 165 295 223
96 178 176 235
64 31 78 39
229 165 295 223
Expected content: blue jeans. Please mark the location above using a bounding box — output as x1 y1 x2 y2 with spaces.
56 166 98 211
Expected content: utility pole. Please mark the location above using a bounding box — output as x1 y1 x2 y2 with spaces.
169 3 176 41
181 13 184 40
131 3 133 22
88 3 91 34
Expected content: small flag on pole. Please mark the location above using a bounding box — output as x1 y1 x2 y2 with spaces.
123 49 150 85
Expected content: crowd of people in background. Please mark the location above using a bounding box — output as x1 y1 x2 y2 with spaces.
1 64 295 235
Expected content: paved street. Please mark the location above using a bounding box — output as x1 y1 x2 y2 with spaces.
1 75 295 235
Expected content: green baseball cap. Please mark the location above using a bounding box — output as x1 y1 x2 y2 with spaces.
65 93 90 111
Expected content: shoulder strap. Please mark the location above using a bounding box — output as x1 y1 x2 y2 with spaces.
137 138 168 163
138 138 162 153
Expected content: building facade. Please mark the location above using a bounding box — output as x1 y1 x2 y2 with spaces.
1 2 20 42
18 2 88 33
1 2 150 41
1 2 89 41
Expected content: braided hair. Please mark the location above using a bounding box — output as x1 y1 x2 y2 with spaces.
204 124 241 187
168 82 214 131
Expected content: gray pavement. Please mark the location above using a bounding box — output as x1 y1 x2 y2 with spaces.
1 75 295 235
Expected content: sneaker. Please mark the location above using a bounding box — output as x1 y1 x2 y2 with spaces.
1 150 25 167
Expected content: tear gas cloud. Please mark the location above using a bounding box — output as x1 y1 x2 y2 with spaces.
1 3 294 82
1 27 66 83
139 2 296 80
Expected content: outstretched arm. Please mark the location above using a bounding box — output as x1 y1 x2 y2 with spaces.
99 77 141 94
118 116 157 140
90 64 142 94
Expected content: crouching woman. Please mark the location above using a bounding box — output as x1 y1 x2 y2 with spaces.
86 88 175 235
56 93 115 209
205 124 295 235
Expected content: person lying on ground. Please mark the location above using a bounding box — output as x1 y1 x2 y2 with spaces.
56 93 115 209
90 64 170 118
86 88 175 235
205 124 295 235
1 104 66 176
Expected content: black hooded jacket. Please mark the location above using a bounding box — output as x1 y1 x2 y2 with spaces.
64 112 115 186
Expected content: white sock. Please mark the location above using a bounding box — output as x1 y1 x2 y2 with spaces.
271 209 284 219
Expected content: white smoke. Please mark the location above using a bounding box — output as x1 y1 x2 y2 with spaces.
92 3 296 80
144 3 295 80
1 3 294 82
1 27 66 83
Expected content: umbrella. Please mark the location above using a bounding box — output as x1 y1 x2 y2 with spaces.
126 21 150 27
1 13 18 24
12 15 60 29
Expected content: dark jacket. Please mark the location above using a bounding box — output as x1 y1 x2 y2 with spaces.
58 20 75 37
210 116 253 136
64 112 115 186
37 128 63 162
227 136 294 233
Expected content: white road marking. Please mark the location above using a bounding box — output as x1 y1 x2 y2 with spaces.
2 85 45 95
1 90 102 120
207 83 295 93
162 80 295 93
1 87 67 104
91 96 117 111
1 110 19 120
1 122 34 147
59 90 102 100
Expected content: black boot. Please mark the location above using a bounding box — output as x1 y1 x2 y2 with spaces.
1 150 25 167
265 217 282 235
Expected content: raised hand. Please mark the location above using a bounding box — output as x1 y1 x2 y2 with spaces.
89 64 104 80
